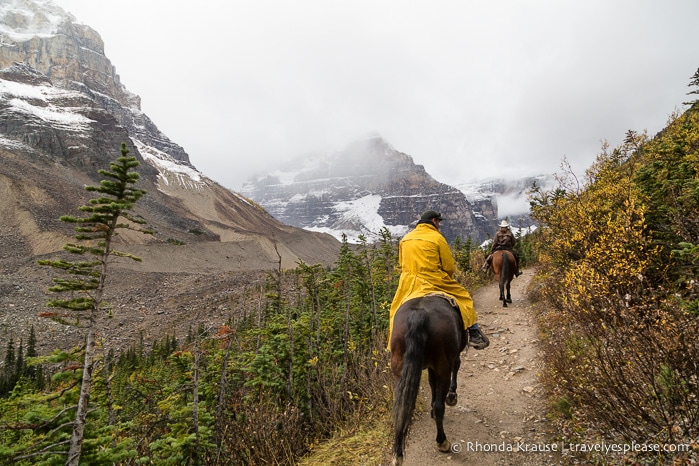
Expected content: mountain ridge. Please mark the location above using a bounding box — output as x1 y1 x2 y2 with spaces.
0 0 344 352
0 0 341 272
242 134 544 244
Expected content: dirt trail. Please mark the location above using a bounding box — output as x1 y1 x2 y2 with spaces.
394 270 563 466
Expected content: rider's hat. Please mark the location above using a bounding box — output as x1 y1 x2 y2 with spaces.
499 220 510 228
420 210 443 222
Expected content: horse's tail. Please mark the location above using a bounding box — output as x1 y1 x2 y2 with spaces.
392 310 428 462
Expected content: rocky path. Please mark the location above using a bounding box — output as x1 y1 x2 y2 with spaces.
394 270 563 466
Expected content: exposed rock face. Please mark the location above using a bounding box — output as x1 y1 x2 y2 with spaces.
456 175 553 230
0 0 188 165
0 0 341 271
242 135 496 244
0 1 339 354
0 0 345 354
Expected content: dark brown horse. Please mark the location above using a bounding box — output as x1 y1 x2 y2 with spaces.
389 296 467 466
492 249 515 306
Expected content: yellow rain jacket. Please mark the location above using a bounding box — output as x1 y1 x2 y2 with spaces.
387 223 477 346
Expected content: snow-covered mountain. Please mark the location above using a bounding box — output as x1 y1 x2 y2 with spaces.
0 0 547 257
0 0 340 271
456 174 555 225
242 134 549 243
242 135 546 244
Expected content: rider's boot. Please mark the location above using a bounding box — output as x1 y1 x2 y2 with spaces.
482 256 492 273
467 324 489 350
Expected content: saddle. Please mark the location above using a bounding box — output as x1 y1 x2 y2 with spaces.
488 248 518 264
424 292 458 308
423 293 465 328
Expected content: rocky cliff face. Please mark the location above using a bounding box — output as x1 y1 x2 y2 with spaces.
0 0 341 271
242 135 496 244
0 0 345 354
0 1 189 165
456 175 553 230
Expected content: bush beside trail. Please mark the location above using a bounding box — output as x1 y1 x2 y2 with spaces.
531 105 699 464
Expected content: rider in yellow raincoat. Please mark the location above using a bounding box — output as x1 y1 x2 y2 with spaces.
387 210 489 350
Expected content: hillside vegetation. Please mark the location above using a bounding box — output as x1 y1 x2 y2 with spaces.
530 87 699 462
0 225 404 464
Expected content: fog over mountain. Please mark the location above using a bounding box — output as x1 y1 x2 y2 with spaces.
242 135 548 244
53 0 698 193
0 0 348 355
0 0 551 358
0 0 546 255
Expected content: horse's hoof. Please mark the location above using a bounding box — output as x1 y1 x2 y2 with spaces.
391 456 403 466
506 298 512 303
437 440 451 453
446 392 457 406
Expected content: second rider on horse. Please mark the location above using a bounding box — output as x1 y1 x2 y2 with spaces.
483 220 522 277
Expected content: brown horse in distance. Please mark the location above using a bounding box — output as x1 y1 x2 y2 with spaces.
491 249 515 307
389 296 467 465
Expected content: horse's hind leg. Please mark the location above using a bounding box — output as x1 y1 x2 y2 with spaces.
391 429 406 466
428 368 437 418
446 356 460 406
432 374 451 453
427 368 451 452
506 281 512 303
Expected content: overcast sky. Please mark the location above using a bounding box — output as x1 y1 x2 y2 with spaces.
55 0 698 191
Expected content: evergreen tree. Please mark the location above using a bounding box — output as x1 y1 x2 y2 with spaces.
25 326 38 380
684 66 699 106
451 235 473 272
3 338 14 378
374 226 399 306
14 339 24 382
38 143 149 466
1 339 16 396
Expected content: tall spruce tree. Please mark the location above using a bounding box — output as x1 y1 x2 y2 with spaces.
25 325 39 385
1 339 16 396
684 66 699 106
38 143 149 466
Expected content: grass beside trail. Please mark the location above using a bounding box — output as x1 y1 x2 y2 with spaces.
297 416 392 466
298 373 432 466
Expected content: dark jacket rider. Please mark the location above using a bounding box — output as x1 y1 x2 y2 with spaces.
483 220 522 277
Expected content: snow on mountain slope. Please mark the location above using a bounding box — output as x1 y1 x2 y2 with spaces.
133 139 204 189
304 193 410 242
243 136 497 244
0 64 202 193
0 0 201 191
0 0 342 272
0 0 68 41
0 76 92 129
